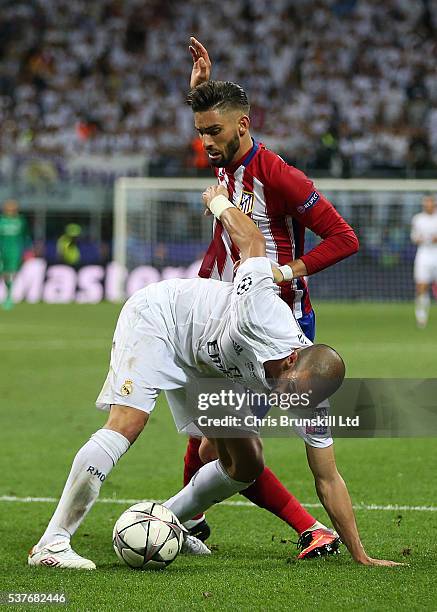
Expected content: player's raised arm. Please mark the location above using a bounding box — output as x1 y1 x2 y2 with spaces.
202 185 265 262
189 37 211 88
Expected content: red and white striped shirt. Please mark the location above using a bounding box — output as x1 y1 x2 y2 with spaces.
199 141 359 319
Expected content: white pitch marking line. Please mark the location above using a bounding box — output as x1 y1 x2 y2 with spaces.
0 495 436 512
0 339 108 350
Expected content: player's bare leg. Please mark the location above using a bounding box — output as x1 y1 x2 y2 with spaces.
184 436 328 537
415 282 430 328
29 405 208 569
167 433 339 561
165 437 264 523
198 437 334 542
195 437 339 559
28 405 147 569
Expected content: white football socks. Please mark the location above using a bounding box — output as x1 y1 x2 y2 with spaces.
37 429 130 549
164 459 253 524
415 293 430 327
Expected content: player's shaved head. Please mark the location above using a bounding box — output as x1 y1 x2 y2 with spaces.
292 344 345 406
265 344 345 407
187 81 250 115
280 344 346 406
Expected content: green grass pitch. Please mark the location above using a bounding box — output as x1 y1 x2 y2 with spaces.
0 302 436 611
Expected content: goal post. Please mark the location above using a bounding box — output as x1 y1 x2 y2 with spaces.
113 177 215 271
113 177 437 301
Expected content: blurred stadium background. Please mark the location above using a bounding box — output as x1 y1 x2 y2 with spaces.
0 0 436 305
1 2 437 607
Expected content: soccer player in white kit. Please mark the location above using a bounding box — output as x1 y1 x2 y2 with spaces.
28 185 401 569
411 195 437 328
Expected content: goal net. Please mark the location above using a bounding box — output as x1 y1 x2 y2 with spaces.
113 177 437 301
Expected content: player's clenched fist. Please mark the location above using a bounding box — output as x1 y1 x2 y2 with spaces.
202 184 229 215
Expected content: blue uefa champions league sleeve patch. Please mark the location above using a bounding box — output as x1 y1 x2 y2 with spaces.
296 191 320 214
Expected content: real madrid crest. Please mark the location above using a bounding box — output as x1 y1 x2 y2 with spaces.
121 380 133 396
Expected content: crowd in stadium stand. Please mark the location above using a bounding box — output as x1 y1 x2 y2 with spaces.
0 0 436 176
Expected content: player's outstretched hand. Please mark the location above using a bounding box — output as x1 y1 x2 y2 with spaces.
189 37 211 88
359 556 407 567
202 184 229 215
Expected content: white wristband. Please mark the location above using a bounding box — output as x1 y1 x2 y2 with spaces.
278 264 294 281
209 194 234 219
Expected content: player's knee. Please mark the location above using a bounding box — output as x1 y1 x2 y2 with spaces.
228 458 264 483
198 438 217 463
227 439 264 482
105 405 149 443
247 441 265 480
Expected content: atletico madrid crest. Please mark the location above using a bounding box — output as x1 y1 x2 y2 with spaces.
238 191 254 215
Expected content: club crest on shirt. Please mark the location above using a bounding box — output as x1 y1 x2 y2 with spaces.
121 380 133 396
238 191 254 215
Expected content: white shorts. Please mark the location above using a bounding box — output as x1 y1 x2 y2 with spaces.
95 291 255 436
96 290 188 415
165 388 207 435
414 250 437 284
164 386 260 437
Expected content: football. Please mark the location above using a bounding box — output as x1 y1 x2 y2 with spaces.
113 502 184 569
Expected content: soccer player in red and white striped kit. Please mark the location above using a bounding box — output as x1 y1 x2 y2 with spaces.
179 40 388 566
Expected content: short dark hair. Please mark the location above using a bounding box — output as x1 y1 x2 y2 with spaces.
187 80 250 114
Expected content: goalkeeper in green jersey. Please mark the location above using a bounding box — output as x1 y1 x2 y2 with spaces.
0 199 31 310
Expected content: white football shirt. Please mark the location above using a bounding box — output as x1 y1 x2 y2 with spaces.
411 211 437 253
143 257 312 391
96 257 329 446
